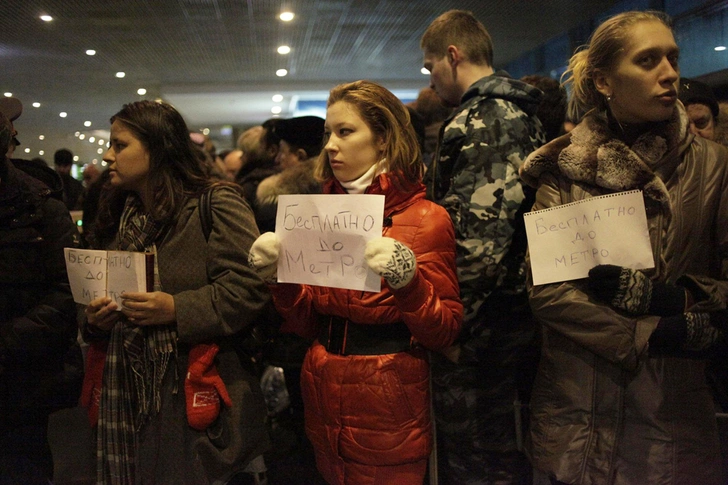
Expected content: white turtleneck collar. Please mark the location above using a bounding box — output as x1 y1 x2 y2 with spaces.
339 159 388 194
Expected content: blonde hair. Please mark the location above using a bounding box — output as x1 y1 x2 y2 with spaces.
316 80 423 190
420 10 493 66
563 10 673 121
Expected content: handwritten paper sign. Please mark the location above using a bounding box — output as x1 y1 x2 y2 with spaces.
524 190 654 286
64 248 151 308
275 194 385 292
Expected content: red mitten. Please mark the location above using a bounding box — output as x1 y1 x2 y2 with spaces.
80 341 108 427
185 343 232 431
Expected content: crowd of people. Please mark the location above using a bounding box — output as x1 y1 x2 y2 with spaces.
2 7 728 485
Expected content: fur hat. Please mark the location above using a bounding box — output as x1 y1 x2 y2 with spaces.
679 78 719 119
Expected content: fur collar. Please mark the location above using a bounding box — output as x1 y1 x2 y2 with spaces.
256 158 321 205
521 105 691 210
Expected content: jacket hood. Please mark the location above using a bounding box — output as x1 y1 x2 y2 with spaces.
462 71 543 118
521 104 692 211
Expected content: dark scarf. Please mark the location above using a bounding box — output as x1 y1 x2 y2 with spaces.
97 194 177 485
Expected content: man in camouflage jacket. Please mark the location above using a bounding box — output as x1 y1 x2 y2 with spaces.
422 10 545 484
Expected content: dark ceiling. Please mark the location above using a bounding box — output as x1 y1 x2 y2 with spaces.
2 0 617 164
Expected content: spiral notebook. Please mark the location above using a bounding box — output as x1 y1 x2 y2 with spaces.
524 190 654 286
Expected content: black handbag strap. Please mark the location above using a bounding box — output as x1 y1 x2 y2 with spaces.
199 188 213 242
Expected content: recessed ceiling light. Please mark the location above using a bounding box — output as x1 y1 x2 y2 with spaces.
40 15 53 22
276 69 288 77
39 150 45 156
137 88 147 95
89 136 96 143
3 92 11 97
86 49 96 56
277 45 291 55
98 139 105 145
280 11 294 22
59 112 67 118
715 46 727 51
74 132 80 137
272 94 284 102
73 156 79 162
24 148 30 153
32 102 41 108
79 134 85 140
39 135 44 140
116 72 126 78
97 148 104 154
271 106 282 114
84 121 92 127
421 67 430 75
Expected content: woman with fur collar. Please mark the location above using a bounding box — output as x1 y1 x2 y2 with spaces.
521 11 728 485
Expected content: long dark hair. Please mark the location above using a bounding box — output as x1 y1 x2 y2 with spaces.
89 100 218 247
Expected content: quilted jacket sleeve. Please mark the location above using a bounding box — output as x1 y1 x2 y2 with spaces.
389 202 462 350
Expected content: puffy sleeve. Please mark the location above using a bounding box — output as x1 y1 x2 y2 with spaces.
390 202 462 350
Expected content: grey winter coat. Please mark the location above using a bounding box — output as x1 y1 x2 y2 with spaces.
521 105 728 485
110 186 271 484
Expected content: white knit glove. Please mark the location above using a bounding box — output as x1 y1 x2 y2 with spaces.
248 232 280 283
365 237 417 290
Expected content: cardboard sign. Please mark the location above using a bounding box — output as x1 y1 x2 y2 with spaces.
525 190 654 286
64 248 152 308
275 194 385 292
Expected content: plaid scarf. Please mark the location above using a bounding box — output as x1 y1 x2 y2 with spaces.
97 195 178 485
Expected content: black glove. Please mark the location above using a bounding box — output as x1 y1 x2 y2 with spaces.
649 312 724 352
587 264 686 316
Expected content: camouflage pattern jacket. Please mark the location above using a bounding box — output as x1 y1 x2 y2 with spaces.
425 72 545 348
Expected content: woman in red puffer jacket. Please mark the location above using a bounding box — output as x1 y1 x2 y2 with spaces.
249 80 463 484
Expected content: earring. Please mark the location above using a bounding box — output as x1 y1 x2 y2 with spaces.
606 94 613 102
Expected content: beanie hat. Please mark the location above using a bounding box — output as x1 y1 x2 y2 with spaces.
274 116 325 157
679 78 719 119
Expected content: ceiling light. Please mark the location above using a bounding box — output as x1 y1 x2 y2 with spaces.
137 88 147 95
716 46 727 51
40 15 53 22
271 106 282 114
73 156 79 162
3 92 11 97
97 148 104 154
101 161 107 167
421 67 430 75
98 139 105 145
59 112 67 118
276 69 288 77
116 72 126 78
79 134 85 140
280 12 294 22
272 94 283 102
89 136 96 143
39 135 44 140
32 102 40 108
84 121 92 127
39 150 45 156
74 132 80 137
202 128 210 135
24 148 30 153
86 49 96 56
278 45 291 55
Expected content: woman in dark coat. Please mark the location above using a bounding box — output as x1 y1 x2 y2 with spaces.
82 100 270 484
521 11 728 485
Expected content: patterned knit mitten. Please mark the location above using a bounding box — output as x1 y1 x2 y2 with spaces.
365 237 417 290
588 264 685 316
185 343 233 431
